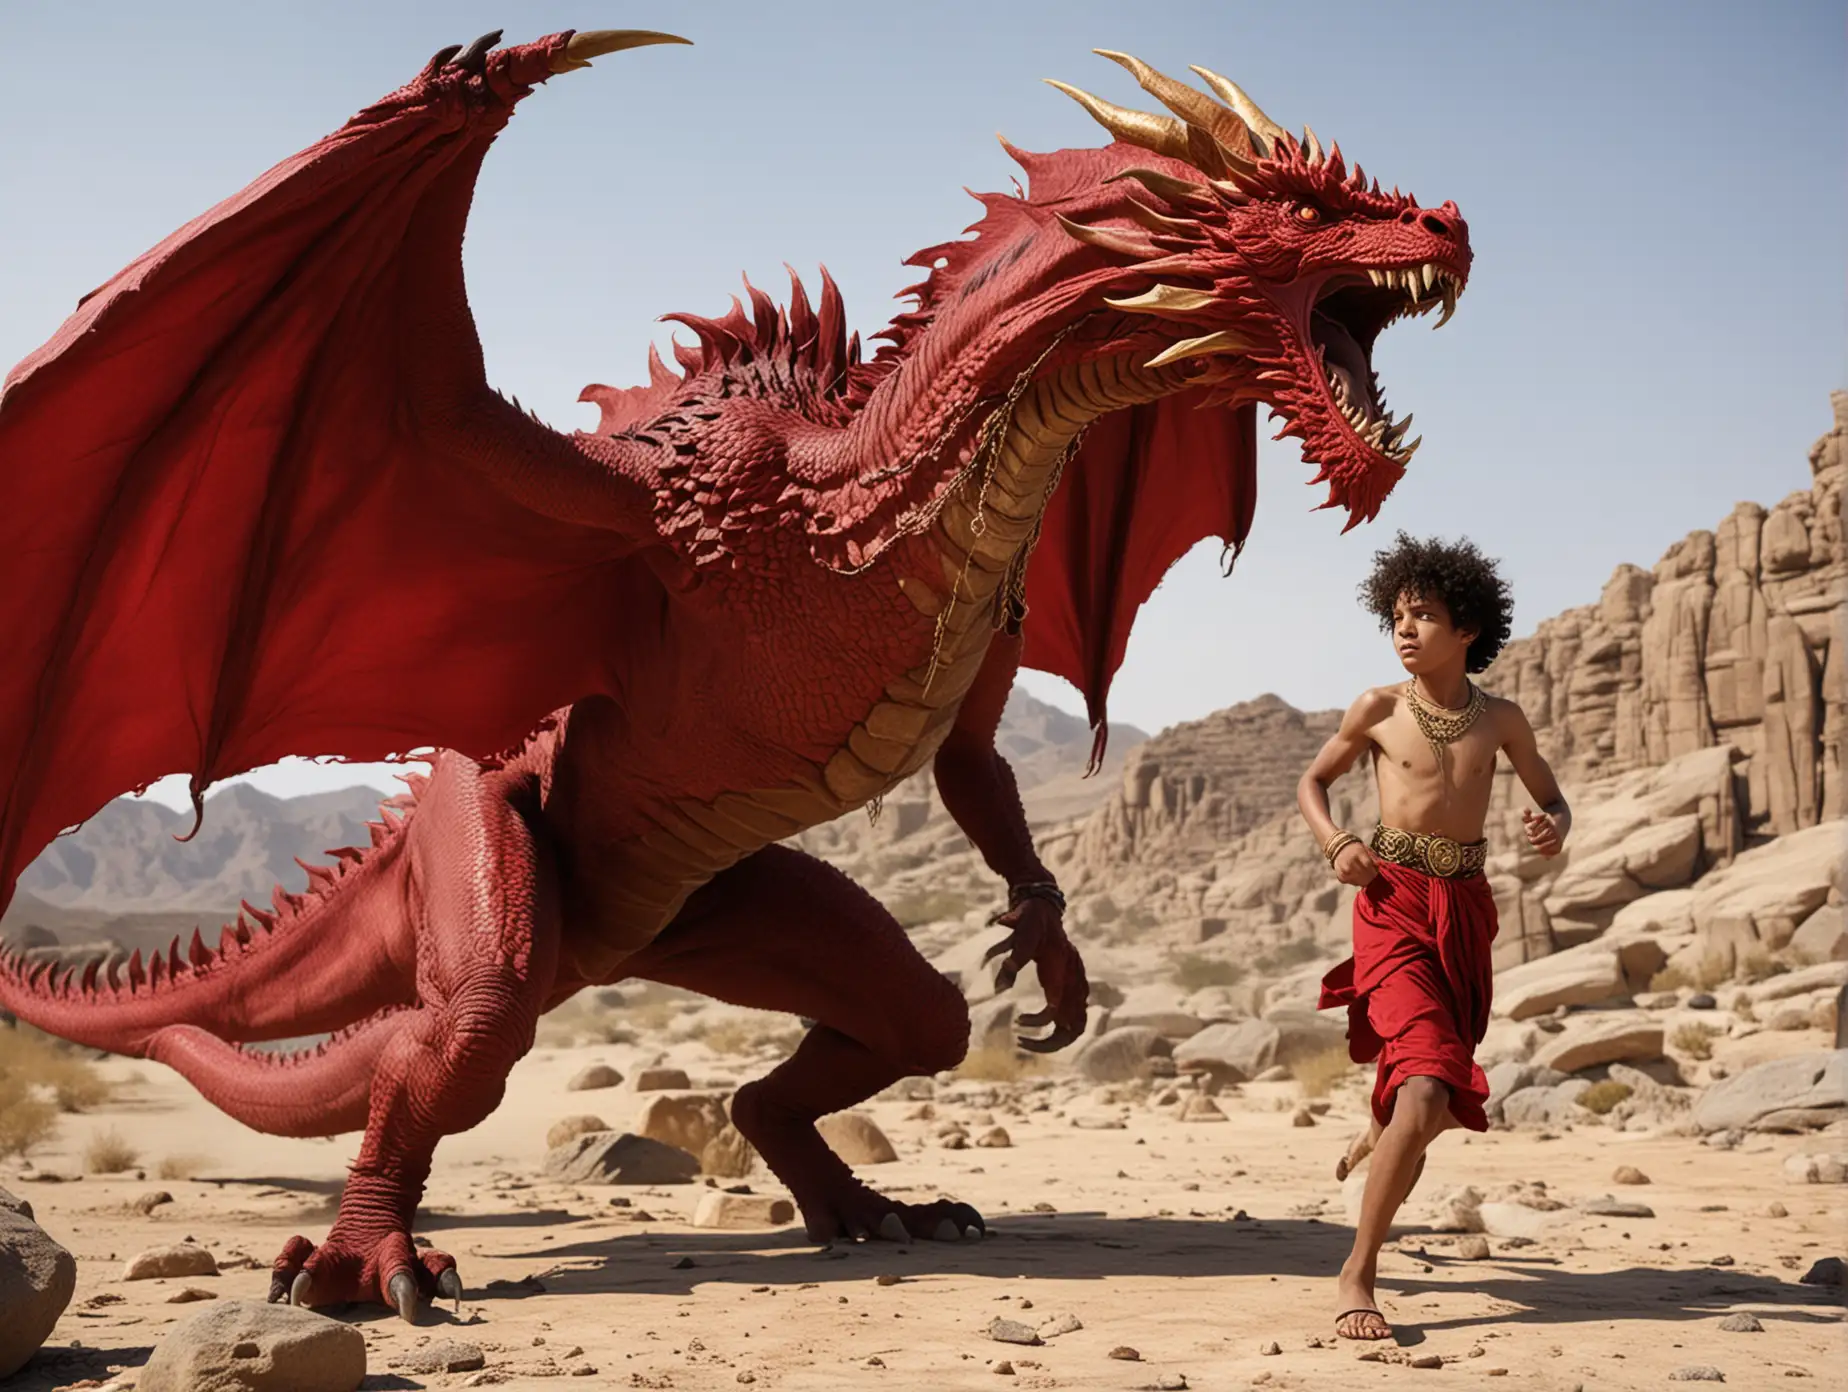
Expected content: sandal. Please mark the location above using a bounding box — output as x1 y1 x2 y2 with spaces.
1335 1306 1393 1340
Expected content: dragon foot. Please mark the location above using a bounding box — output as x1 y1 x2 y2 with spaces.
792 1177 986 1247
268 1231 462 1323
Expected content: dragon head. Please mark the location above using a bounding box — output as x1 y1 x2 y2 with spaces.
1040 51 1472 528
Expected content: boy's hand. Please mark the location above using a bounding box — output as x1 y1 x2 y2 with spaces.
1332 841 1380 886
1522 807 1565 857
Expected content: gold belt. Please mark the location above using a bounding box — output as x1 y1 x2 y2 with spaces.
1371 824 1488 879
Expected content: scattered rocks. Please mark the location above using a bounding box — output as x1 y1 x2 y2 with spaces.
1612 1165 1651 1185
1531 1012 1665 1073
1782 1152 1847 1184
986 1317 1042 1346
1494 944 1629 1021
1291 1107 1316 1127
701 1124 758 1179
566 1063 624 1092
634 1092 729 1157
124 1242 218 1280
1456 1235 1492 1260
1798 1256 1845 1286
542 1132 700 1185
1108 1345 1142 1360
545 1115 609 1150
135 1189 176 1214
1580 1197 1656 1218
168 1286 219 1303
1039 1313 1083 1337
633 1067 692 1092
1074 1026 1173 1083
1668 1367 1726 1382
1259 1340 1281 1355
1410 1354 1444 1369
992 1358 1015 1375
390 1340 487 1374
1180 1096 1227 1123
816 1112 898 1165
138 1299 366 1392
691 1192 796 1229
1692 1050 1846 1133
0 1184 77 1379
1717 1313 1762 1332
975 1126 1013 1148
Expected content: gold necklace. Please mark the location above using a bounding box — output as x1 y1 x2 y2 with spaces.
1404 679 1486 747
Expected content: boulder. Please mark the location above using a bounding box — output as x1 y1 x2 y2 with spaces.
633 1067 692 1092
1170 1022 1261 1080
545 1115 608 1151
1109 1011 1205 1040
1692 822 1844 961
1493 944 1628 1020
1691 1050 1847 1133
1484 1062 1569 1119
1501 1079 1592 1126
138 1300 365 1392
542 1131 700 1184
1543 814 1704 919
691 1192 796 1229
816 1112 898 1165
1789 904 1847 962
700 1125 757 1179
1264 1008 1349 1065
1074 1026 1172 1083
0 1185 77 1379
1782 1151 1848 1184
389 1341 485 1375
566 1063 623 1092
1745 960 1848 1005
633 1093 729 1158
1531 1014 1665 1073
125 1243 219 1280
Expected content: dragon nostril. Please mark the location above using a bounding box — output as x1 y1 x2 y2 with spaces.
1419 213 1449 237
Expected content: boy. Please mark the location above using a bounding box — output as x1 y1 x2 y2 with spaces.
1296 532 1570 1341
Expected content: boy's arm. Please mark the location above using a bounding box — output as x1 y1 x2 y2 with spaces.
1499 700 1571 858
1297 689 1392 885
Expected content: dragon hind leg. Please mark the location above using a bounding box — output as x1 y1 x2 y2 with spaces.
274 754 561 1321
623 844 982 1244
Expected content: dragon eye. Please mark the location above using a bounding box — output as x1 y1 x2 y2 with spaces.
1294 202 1323 224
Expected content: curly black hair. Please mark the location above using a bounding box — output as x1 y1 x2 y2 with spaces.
1358 532 1514 673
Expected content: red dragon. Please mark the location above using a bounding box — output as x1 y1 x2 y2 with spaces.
0 29 1469 1318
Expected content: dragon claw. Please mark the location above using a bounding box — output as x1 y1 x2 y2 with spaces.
932 1218 960 1242
388 1270 420 1324
1018 1023 1080 1054
289 1270 314 1308
877 1212 908 1243
436 1267 464 1308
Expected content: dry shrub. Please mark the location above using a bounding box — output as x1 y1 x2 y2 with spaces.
1735 947 1784 985
1170 954 1247 991
1576 1080 1633 1115
1653 950 1734 992
0 1072 57 1157
84 1126 140 1174
0 1026 110 1112
156 1152 210 1181
1670 1023 1716 1060
1290 1044 1357 1098
1731 994 1758 1023
955 1045 1047 1083
1648 962 1691 992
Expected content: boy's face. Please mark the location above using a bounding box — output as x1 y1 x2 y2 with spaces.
1391 590 1476 676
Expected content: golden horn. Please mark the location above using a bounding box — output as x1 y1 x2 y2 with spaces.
1144 329 1254 369
1044 80 1192 161
550 28 692 73
1054 214 1161 260
1188 65 1287 154
1093 50 1251 152
1104 284 1220 316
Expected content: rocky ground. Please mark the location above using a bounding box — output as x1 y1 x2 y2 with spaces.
2 998 1843 1392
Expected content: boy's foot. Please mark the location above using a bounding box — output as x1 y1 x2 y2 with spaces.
1335 1128 1376 1181
1334 1265 1393 1340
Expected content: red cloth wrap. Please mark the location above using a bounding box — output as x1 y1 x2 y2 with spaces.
1317 860 1500 1132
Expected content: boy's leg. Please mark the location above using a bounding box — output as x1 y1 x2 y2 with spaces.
1335 1075 1455 1339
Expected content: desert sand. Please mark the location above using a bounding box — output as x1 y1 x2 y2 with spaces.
6 1026 1843 1392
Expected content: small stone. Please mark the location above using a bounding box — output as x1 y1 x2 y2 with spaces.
1689 993 1717 1009
134 1190 175 1215
543 1132 700 1185
1709 1254 1735 1267
690 1192 795 1230
1411 1354 1443 1368
546 1115 610 1150
1291 1107 1316 1127
1259 1341 1282 1355
992 1360 1015 1375
816 1112 899 1165
393 1340 488 1374
1156 1376 1187 1390
138 1300 366 1391
1718 1313 1762 1332
671 1256 696 1269
701 1124 758 1180
1579 1197 1654 1218
1611 1165 1649 1185
875 1272 902 1287
975 1127 1013 1148
1038 1313 1083 1337
1798 1256 1845 1286
736 1374 756 1385
1180 1096 1227 1123
123 1243 218 1280
1767 1202 1788 1217
1668 1367 1726 1382
986 1317 1041 1346
166 1287 218 1303
865 1356 885 1368
1108 1345 1142 1360
943 1133 970 1149
633 1066 691 1092
1456 1235 1492 1260
567 1063 624 1091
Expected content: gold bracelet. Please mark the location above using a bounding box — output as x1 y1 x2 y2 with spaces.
1323 829 1360 866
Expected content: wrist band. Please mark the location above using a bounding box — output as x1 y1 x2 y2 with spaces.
1007 880 1066 913
1322 830 1360 866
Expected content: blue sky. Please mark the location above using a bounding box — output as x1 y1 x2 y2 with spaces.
2 1 1840 808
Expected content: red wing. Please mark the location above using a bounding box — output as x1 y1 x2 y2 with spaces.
1019 394 1257 766
0 34 663 898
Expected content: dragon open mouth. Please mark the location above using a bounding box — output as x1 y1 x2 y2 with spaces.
1308 262 1463 463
